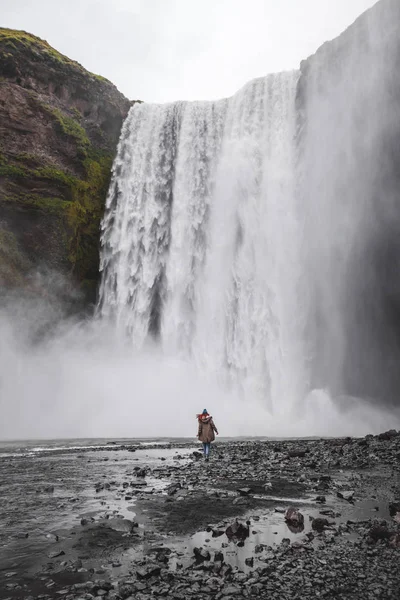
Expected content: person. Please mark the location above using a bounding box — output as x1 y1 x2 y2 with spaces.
196 409 218 460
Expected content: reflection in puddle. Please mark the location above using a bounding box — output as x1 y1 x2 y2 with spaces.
166 509 315 573
0 445 196 575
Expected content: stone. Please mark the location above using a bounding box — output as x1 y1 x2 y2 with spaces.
48 550 65 558
222 585 241 596
389 501 400 517
288 449 307 458
212 529 225 538
378 430 398 441
167 483 182 496
284 507 305 526
225 520 250 540
136 564 161 579
193 547 211 562
311 518 330 532
337 490 354 502
237 487 252 496
134 468 147 478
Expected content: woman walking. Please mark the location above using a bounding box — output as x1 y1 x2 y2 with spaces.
197 409 219 460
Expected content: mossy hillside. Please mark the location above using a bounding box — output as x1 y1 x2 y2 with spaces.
0 28 111 84
0 227 31 285
0 133 113 282
0 28 131 299
42 104 91 157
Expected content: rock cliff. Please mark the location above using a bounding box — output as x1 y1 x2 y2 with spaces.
0 28 132 301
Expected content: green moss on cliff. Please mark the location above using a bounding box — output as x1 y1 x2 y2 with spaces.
34 166 77 188
0 27 130 297
0 147 112 282
0 227 30 285
0 163 28 179
0 28 111 83
42 105 90 155
66 153 113 278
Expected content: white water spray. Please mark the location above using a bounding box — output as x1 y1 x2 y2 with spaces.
2 1 400 440
99 73 311 418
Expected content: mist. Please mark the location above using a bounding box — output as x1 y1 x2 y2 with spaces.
0 268 398 441
2 1 400 441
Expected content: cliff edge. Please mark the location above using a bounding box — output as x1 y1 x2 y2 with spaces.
0 28 132 300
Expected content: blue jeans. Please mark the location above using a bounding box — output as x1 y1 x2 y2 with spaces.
202 442 211 457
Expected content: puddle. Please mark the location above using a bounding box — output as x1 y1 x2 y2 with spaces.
176 511 309 569
0 445 196 578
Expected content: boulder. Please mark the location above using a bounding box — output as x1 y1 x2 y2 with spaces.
225 520 250 541
284 507 305 526
311 518 330 532
337 490 354 502
193 547 211 562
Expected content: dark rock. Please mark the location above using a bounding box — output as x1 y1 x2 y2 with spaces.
212 529 225 538
368 523 393 542
288 449 307 458
237 487 252 496
136 564 161 579
134 468 147 478
193 547 211 562
284 507 305 526
167 483 182 496
389 501 400 517
48 550 65 558
311 518 330 532
225 520 250 540
378 430 398 441
337 490 354 502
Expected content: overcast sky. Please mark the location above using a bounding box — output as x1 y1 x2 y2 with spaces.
2 0 378 103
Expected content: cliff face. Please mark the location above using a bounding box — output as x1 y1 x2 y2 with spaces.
0 28 132 300
296 0 400 405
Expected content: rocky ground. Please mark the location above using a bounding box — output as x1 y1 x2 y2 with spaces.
1 433 400 599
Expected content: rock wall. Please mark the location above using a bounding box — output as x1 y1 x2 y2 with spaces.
297 0 400 404
0 28 133 301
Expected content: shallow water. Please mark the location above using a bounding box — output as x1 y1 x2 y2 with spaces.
0 440 195 579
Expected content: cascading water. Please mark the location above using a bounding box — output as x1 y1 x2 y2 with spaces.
98 72 310 417
97 0 400 435
2 1 400 440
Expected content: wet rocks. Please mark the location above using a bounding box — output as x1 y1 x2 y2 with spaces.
167 482 182 496
311 518 331 532
136 564 161 579
378 430 399 441
237 487 252 496
288 449 307 458
337 490 355 502
134 467 147 478
48 550 65 558
389 501 400 517
225 519 250 541
193 547 211 562
284 507 305 526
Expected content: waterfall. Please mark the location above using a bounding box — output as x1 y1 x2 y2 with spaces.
98 0 400 425
98 72 309 414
